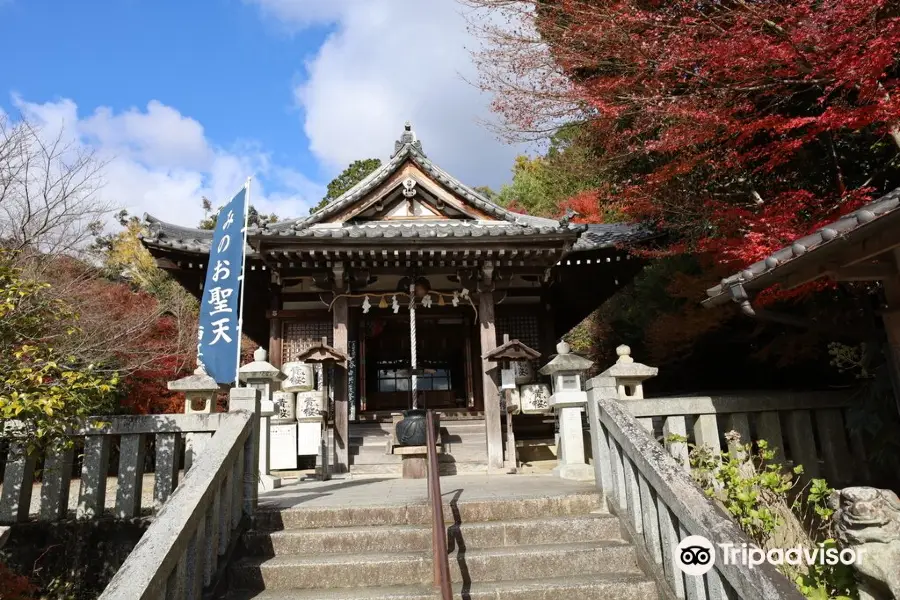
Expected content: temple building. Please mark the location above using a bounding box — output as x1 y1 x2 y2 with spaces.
140 123 652 474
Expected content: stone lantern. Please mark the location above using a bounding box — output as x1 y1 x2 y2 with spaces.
168 365 222 414
538 341 594 481
596 345 658 401
483 334 541 473
296 337 348 481
238 347 286 491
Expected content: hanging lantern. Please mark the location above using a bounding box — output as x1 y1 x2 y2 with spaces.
378 296 388 309
413 276 430 298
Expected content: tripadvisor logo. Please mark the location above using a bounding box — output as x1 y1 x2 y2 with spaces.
675 535 863 576
676 536 716 576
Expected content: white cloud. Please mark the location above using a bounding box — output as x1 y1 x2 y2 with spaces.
9 96 324 229
249 0 525 189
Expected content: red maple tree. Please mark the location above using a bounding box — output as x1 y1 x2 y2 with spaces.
471 0 900 268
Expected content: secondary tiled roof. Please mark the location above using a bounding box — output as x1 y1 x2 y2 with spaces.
704 186 900 307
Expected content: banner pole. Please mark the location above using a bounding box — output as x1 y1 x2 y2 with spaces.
234 177 252 386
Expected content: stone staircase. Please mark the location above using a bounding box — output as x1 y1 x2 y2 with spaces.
224 489 658 599
348 419 489 476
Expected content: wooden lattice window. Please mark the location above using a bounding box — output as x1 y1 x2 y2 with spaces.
282 320 333 363
496 312 541 352
497 311 542 372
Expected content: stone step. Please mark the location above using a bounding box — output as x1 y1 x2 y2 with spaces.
441 421 486 430
253 493 603 531
225 573 656 599
349 451 488 466
230 541 639 591
242 514 623 557
349 451 401 465
348 464 401 475
440 435 488 447
349 436 391 447
437 461 488 476
347 461 488 475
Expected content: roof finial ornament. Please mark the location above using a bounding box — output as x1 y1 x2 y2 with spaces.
559 207 580 227
394 120 425 157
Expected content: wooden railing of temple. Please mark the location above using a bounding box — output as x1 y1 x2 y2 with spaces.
585 380 806 600
620 390 863 488
425 409 453 600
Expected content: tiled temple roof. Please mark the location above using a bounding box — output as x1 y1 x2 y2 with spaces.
141 217 654 254
704 186 900 307
141 122 658 256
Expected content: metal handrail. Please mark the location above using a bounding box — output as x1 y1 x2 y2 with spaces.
425 410 453 600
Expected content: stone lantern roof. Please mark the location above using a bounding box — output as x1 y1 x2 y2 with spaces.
167 365 222 393
239 347 285 382
539 341 593 374
599 345 658 380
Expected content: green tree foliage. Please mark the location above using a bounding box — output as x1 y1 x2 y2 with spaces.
0 252 117 451
310 158 382 214
495 125 607 218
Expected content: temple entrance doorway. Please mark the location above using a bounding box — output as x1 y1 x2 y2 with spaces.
360 312 478 414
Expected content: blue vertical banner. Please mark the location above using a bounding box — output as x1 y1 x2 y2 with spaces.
197 182 250 384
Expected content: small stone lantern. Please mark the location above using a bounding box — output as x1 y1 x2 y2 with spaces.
538 341 594 481
238 347 286 491
597 345 658 401
239 347 286 401
168 365 222 414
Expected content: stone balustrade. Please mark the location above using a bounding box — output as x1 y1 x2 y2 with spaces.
99 405 256 600
589 346 867 489
0 413 250 524
586 380 806 600
0 388 261 599
621 391 863 487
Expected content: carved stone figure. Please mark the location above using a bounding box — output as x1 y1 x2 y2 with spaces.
831 486 900 600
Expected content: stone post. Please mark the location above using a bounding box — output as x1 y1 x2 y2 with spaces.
237 348 285 491
228 387 261 502
229 386 280 493
167 366 220 414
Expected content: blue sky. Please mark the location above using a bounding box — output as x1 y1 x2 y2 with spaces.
0 0 521 226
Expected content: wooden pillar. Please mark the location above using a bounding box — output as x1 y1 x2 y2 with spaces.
479 288 504 469
333 295 350 473
268 287 283 368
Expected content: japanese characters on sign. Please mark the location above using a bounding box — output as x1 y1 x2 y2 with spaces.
197 185 248 384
